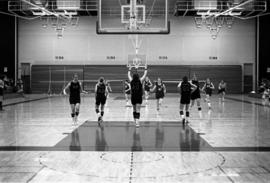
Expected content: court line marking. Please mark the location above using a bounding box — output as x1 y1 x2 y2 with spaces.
26 166 45 183
129 151 134 183
225 96 269 107
3 96 49 107
218 166 235 183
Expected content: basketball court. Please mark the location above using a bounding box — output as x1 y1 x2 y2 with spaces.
0 0 270 182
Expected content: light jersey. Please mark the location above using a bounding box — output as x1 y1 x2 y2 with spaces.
125 83 130 91
131 80 143 97
180 81 192 96
205 83 213 90
96 83 106 96
219 83 226 89
0 80 4 89
144 80 151 88
69 81 81 99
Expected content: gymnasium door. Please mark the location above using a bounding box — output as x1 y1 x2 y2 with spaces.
21 63 31 94
243 63 254 93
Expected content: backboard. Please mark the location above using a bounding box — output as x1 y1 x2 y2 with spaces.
97 0 170 34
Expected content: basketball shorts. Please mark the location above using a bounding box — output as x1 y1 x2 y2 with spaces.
156 92 164 99
191 91 200 100
205 89 212 96
131 95 143 105
69 97 81 105
96 95 107 105
180 95 191 105
218 88 226 94
144 86 150 92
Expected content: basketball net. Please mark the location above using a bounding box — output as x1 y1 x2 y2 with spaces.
127 0 146 69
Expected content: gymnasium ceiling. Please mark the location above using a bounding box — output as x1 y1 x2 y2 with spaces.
0 0 269 18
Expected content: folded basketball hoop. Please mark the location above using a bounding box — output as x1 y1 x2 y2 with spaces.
97 0 170 34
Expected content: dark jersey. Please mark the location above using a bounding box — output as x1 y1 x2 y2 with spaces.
180 81 192 96
191 80 200 100
155 82 165 99
192 80 200 93
131 80 143 97
205 83 214 95
96 83 106 96
144 80 151 91
69 81 81 99
180 81 192 104
156 83 165 95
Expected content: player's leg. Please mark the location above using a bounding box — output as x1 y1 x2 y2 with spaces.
222 91 225 102
196 98 202 111
159 98 163 107
206 94 211 109
156 99 160 111
190 99 195 108
132 104 137 123
185 104 190 123
100 96 107 121
74 103 80 123
70 104 76 124
95 97 102 122
179 103 185 123
145 91 149 105
125 93 129 106
135 104 141 127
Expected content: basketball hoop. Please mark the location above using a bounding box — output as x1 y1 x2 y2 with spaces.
133 57 142 69
127 54 147 69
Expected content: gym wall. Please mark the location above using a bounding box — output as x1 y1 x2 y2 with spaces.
18 16 255 66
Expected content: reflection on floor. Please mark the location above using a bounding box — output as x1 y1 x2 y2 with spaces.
0 94 270 182
56 122 212 151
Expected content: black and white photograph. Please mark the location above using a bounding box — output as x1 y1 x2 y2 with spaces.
0 0 270 182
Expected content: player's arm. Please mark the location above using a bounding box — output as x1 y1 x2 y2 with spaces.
128 68 132 82
95 83 99 94
177 81 182 88
202 83 206 92
163 84 166 94
63 82 71 95
140 66 148 82
149 80 153 87
190 82 197 93
211 83 215 90
105 86 109 96
125 83 131 93
150 85 156 93
80 82 88 94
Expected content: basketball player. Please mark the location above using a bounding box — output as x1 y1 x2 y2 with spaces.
95 77 109 123
151 78 166 111
143 76 152 105
0 75 5 111
128 67 148 127
202 78 215 110
218 80 227 101
105 80 112 97
190 74 202 111
63 73 87 125
178 76 197 124
124 80 131 106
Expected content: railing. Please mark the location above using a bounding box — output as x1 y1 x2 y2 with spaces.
175 0 267 12
8 0 98 11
